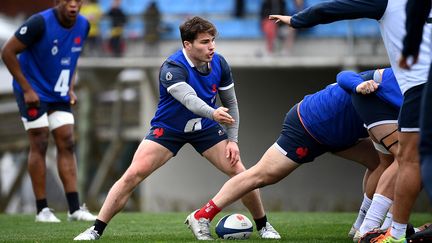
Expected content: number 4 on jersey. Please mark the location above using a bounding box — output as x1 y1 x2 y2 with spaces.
54 69 70 96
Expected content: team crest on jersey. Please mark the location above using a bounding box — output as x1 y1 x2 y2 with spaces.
166 72 173 81
218 129 225 136
19 26 27 35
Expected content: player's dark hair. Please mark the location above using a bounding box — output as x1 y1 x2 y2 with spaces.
179 16 217 46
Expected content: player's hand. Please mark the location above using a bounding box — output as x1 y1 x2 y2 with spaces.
356 80 379 95
225 141 240 166
69 90 77 105
398 55 418 70
23 89 40 108
213 107 235 125
269 15 292 26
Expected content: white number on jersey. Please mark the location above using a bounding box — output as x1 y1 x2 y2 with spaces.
184 118 202 132
54 69 70 96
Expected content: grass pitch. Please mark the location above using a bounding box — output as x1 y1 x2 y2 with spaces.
0 212 430 242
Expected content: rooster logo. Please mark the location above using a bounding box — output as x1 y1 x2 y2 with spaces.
153 128 164 138
296 147 308 159
74 36 81 45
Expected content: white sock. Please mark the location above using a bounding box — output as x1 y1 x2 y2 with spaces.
353 194 372 230
390 221 407 239
380 211 393 230
359 194 392 235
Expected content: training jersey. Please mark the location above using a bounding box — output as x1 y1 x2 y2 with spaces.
151 49 233 133
290 0 432 94
337 68 402 108
299 83 368 147
13 8 89 102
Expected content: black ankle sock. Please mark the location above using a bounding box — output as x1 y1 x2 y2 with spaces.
254 215 267 231
65 192 80 214
36 199 48 213
94 219 107 236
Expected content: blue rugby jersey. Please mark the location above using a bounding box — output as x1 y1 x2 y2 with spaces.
298 83 368 147
337 68 403 109
151 49 233 133
13 8 89 102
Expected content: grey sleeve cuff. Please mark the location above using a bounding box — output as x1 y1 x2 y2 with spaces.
219 86 239 142
168 82 215 120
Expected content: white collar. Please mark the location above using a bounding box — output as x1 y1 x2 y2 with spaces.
182 48 195 67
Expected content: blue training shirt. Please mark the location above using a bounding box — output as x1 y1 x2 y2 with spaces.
337 68 403 109
299 83 368 148
151 49 233 133
13 8 89 102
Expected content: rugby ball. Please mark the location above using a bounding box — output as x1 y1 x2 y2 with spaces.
215 214 253 240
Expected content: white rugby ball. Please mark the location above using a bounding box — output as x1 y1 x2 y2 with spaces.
215 213 253 240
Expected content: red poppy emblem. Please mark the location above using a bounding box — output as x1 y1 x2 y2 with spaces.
212 84 217 93
153 128 164 138
296 147 308 159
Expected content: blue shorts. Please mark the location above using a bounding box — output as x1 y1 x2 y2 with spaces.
351 93 399 129
145 124 228 156
399 83 425 132
275 104 353 164
14 90 71 121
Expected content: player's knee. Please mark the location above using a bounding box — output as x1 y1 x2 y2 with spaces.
58 138 75 154
396 148 420 166
29 133 49 154
229 163 247 176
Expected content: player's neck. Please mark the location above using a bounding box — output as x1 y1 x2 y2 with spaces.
53 8 75 29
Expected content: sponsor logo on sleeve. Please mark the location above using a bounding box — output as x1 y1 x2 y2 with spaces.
166 72 173 81
19 26 28 35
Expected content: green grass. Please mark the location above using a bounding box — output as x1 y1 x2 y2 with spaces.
0 212 430 242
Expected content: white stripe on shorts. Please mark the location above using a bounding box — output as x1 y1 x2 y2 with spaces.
273 142 287 155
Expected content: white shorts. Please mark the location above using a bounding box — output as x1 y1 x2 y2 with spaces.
22 111 74 131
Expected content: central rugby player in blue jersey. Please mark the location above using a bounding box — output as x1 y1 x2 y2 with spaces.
1 0 96 223
74 16 280 241
185 71 396 240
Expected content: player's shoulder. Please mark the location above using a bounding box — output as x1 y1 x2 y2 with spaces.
160 59 188 80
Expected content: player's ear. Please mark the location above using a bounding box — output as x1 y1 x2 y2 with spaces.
183 40 192 49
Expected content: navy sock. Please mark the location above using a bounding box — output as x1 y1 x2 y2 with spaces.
254 215 267 231
94 219 107 236
66 192 80 214
36 199 48 213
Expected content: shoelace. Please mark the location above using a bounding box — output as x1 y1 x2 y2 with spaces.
197 219 211 237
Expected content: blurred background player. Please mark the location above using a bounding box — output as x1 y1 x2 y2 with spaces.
107 0 126 57
80 0 102 56
269 0 432 241
0 0 97 222
73 16 280 241
186 71 389 240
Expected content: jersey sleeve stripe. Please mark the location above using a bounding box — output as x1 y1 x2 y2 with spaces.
167 81 187 92
219 83 234 91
